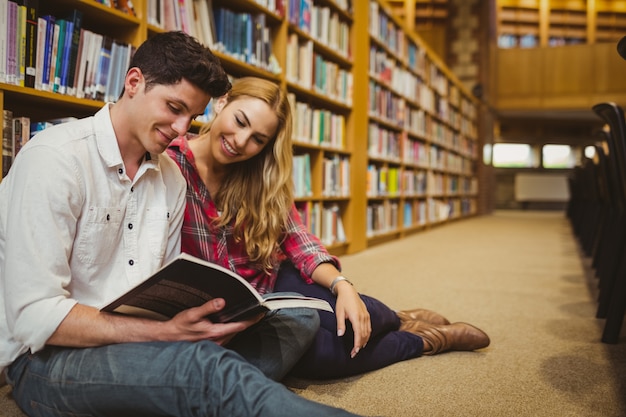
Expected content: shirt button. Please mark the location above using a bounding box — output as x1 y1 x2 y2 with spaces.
129 259 134 266
130 187 134 192
128 223 133 229
118 168 123 174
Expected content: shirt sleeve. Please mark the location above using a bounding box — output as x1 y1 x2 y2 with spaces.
280 205 341 282
2 142 81 354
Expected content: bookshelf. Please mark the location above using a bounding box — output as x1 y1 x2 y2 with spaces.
0 0 479 255
497 0 626 48
385 0 449 30
364 0 478 248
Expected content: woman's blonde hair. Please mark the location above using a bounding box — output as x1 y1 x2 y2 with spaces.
199 77 294 272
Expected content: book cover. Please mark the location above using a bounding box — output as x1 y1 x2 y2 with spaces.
102 252 333 323
48 20 60 91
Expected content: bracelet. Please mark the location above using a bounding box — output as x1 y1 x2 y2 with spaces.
330 275 353 296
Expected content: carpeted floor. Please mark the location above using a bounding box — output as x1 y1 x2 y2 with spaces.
2 210 625 416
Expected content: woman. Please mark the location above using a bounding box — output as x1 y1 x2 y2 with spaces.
167 77 490 379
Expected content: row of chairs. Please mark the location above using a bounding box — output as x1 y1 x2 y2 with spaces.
567 101 626 343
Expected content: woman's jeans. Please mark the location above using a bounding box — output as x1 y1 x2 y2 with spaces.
274 262 424 379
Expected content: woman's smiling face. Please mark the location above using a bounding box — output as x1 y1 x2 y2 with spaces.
208 96 279 166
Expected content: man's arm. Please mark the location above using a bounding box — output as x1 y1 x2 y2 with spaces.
46 299 261 347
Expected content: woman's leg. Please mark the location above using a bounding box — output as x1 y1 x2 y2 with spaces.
274 263 424 379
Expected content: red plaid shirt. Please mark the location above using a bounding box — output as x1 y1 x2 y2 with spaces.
167 136 340 295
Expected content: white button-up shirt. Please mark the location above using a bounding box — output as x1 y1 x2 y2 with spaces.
0 105 186 373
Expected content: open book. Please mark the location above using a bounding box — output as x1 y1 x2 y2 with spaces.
102 252 333 323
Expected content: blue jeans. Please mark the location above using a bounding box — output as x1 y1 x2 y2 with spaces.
7 341 363 417
274 262 424 379
227 294 320 381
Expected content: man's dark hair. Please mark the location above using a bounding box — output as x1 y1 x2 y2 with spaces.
126 31 231 97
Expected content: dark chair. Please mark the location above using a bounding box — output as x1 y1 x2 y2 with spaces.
591 102 626 343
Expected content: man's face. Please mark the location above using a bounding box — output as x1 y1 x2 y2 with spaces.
132 78 211 155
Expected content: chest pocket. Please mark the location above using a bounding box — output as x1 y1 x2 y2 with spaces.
76 207 123 265
146 206 170 259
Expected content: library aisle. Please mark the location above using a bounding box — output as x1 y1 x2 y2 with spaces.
284 210 626 417
2 210 625 415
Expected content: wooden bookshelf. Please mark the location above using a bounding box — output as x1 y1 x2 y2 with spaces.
0 0 479 255
363 0 478 248
497 0 626 48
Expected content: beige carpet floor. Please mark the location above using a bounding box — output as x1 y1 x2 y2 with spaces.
2 210 625 416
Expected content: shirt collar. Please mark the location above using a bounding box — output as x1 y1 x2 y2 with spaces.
94 104 160 172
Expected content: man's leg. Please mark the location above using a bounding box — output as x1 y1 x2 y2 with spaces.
7 341 363 417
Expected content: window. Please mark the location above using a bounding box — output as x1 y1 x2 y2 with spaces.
492 143 536 168
542 144 576 168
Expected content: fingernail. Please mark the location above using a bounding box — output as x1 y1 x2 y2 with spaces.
351 347 360 358
337 329 345 336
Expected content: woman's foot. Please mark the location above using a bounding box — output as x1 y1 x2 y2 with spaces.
397 308 450 326
400 321 490 355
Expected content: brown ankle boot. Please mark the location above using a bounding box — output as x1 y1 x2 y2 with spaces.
403 322 490 355
397 308 450 326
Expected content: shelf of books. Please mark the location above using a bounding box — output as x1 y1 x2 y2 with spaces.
497 0 626 48
1 0 144 177
1 0 479 255
365 0 478 247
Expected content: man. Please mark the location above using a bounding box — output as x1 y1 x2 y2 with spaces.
0 31 363 417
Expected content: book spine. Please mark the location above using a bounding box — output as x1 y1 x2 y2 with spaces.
33 16 45 90
0 0 8 83
2 110 14 178
48 21 60 92
74 28 89 99
94 35 112 101
65 9 82 96
41 14 54 91
15 2 25 86
52 20 66 92
6 2 15 83
23 0 38 88
58 20 73 95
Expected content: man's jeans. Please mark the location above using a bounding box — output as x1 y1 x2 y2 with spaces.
7 340 362 417
7 295 364 416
